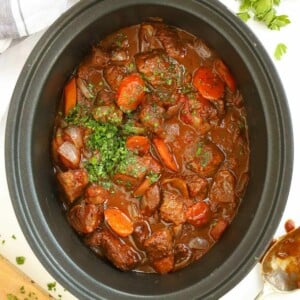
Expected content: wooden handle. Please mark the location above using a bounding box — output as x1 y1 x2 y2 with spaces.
0 255 51 299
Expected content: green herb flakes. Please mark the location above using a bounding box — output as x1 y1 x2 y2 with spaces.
47 281 57 292
16 256 26 265
274 43 287 60
6 294 19 300
11 234 16 240
237 0 291 30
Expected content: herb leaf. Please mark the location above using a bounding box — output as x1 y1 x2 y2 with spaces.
237 12 251 22
16 256 26 265
274 43 287 60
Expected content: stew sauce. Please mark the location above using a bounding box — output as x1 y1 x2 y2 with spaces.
52 20 250 273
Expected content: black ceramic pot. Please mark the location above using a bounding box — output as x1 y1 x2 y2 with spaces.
5 0 293 299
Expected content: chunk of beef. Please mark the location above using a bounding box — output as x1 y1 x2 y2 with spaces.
186 175 208 200
209 170 236 203
152 255 174 274
95 90 116 106
139 23 163 52
132 220 151 249
135 49 181 90
140 184 161 216
156 26 186 60
180 93 219 134
174 243 192 271
186 141 224 177
110 48 129 62
103 65 127 91
77 47 109 79
85 184 109 205
160 191 186 225
92 104 123 125
57 169 88 203
139 103 165 133
68 201 102 234
85 229 141 271
144 228 173 259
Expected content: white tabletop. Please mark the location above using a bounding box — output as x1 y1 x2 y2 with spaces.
1 1 300 299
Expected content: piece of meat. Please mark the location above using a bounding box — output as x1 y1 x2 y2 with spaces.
85 229 141 271
186 141 224 177
132 220 151 249
68 201 102 234
57 169 88 203
85 184 109 205
139 23 162 52
139 103 165 133
209 170 236 203
95 90 116 106
144 228 173 259
135 49 181 90
180 93 219 133
103 65 127 91
156 26 186 60
174 243 192 271
140 184 161 216
110 48 129 62
152 255 174 274
92 104 123 125
160 191 186 225
186 176 208 199
77 47 110 79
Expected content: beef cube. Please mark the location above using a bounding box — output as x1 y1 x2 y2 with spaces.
103 65 127 91
86 229 141 271
85 184 109 205
68 201 102 234
132 220 151 249
186 141 224 177
57 169 88 203
140 184 161 216
186 175 208 199
135 49 181 90
144 228 173 260
209 170 236 203
160 191 186 225
139 103 165 133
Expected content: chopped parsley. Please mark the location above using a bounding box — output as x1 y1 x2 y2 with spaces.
20 286 25 294
274 43 287 60
237 0 291 30
146 172 160 184
11 234 16 240
16 256 26 265
47 281 57 291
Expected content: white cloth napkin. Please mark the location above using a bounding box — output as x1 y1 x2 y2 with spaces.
0 0 78 53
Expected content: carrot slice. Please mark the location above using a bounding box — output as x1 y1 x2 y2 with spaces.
64 77 77 115
153 138 178 172
104 208 133 237
210 219 228 240
186 202 211 227
192 67 225 100
214 59 236 92
117 73 145 112
126 136 150 155
133 177 152 197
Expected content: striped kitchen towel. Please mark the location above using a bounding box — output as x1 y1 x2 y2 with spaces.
0 0 78 53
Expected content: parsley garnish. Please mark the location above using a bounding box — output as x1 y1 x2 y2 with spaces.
6 294 19 300
47 281 57 291
16 256 26 265
274 43 287 60
237 0 291 30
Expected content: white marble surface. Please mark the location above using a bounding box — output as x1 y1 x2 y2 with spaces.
1 0 300 299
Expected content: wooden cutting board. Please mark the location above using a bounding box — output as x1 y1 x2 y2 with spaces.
0 255 51 299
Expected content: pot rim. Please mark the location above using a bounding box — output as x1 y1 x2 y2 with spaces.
5 0 293 299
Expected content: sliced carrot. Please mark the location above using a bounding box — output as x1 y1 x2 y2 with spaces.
104 208 133 237
214 59 236 92
64 77 77 115
186 202 211 227
126 136 150 155
153 138 178 172
117 73 145 112
192 67 225 100
210 219 228 240
133 177 152 197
